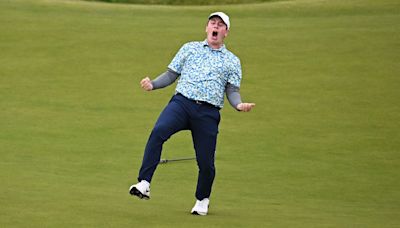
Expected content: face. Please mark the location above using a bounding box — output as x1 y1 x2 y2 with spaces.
205 16 229 49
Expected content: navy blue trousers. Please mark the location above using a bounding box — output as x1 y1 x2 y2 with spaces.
138 94 220 200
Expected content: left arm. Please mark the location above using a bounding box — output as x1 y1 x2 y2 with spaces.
226 55 255 112
226 83 255 112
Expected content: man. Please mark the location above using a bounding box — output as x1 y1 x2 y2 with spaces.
129 12 255 216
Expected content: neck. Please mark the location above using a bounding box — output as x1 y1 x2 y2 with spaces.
209 42 223 50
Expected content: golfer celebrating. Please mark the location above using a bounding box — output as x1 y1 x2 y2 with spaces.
129 12 255 215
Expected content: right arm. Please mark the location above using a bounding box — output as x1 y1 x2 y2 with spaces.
140 69 180 91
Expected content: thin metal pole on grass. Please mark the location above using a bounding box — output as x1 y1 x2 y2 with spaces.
159 157 196 164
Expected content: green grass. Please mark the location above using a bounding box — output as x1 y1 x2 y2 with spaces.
1 0 400 227
84 0 278 5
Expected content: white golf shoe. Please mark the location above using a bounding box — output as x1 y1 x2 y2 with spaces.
129 180 150 200
191 198 209 215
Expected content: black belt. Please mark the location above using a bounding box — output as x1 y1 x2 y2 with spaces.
176 93 220 110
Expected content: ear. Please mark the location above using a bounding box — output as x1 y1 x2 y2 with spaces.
224 29 229 37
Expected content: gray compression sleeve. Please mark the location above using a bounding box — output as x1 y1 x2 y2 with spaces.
151 69 180 90
226 83 242 110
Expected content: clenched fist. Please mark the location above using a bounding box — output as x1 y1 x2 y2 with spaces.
140 77 153 91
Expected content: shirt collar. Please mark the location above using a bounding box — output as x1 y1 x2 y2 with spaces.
203 39 227 53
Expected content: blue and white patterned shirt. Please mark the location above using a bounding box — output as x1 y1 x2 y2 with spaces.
168 40 242 108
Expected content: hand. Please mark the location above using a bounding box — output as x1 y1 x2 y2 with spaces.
140 77 153 91
237 103 255 112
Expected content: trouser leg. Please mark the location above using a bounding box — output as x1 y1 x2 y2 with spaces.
191 107 220 200
138 96 189 182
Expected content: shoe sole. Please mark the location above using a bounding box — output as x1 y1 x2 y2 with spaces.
191 211 207 216
129 186 150 200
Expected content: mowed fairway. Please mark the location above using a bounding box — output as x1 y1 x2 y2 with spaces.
1 0 399 227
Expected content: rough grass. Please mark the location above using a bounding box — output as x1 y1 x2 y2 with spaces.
1 0 400 227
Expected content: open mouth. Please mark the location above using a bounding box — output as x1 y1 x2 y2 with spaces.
212 31 218 37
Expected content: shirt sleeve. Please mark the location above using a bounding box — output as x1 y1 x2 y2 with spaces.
227 57 242 88
168 43 190 74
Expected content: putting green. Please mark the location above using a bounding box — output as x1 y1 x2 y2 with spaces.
1 0 399 227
